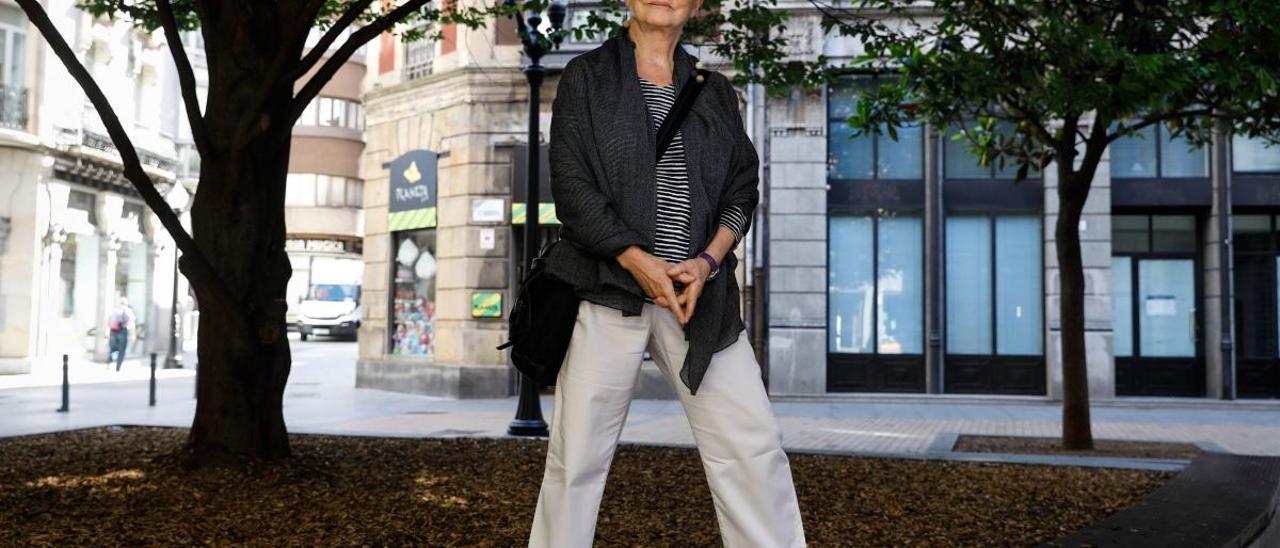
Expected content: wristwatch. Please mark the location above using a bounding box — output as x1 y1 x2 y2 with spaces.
698 252 720 281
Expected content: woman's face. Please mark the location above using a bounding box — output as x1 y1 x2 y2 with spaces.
626 0 704 31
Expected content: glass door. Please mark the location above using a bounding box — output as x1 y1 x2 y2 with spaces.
1232 214 1280 399
1137 259 1196 358
1112 214 1203 396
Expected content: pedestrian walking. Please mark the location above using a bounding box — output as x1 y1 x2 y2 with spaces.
526 2 806 546
106 297 135 372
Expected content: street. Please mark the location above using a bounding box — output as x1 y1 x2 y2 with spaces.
0 334 434 438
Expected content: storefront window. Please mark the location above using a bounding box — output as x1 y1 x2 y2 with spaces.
1233 135 1280 173
829 216 874 353
1111 214 1197 359
995 215 1043 354
943 122 1029 179
945 213 1043 356
946 215 992 354
827 75 923 180
391 229 438 357
60 236 76 317
63 191 99 328
1110 122 1208 178
59 223 102 353
1230 214 1280 398
114 244 129 304
878 215 923 353
1233 215 1277 360
828 212 923 354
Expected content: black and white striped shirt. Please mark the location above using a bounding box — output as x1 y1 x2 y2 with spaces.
639 76 749 265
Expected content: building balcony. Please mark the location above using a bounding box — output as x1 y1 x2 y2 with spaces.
0 84 27 131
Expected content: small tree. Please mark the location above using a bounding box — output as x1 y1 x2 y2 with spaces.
727 0 1280 449
14 0 549 467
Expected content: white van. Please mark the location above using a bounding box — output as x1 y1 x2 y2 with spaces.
296 257 363 341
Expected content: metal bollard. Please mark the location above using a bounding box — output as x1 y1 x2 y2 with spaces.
57 354 69 413
149 353 157 407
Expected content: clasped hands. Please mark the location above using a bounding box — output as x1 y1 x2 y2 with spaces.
616 245 713 326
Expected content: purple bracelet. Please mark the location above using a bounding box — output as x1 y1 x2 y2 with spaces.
697 252 719 278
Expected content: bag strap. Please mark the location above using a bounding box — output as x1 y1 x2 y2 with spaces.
654 67 710 162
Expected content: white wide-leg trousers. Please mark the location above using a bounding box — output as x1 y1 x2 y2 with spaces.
528 299 807 548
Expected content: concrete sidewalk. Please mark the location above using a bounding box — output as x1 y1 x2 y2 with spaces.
0 351 198 390
318 395 1280 457
4 377 1280 458
4 336 1279 458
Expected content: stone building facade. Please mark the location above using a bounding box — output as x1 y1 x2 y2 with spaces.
763 13 1280 401
354 9 754 399
354 8 1280 402
0 3 199 374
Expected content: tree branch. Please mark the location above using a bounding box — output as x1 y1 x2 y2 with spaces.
289 0 433 125
1000 93 1054 144
295 0 375 81
14 0 240 316
1078 111 1110 183
156 0 210 157
1105 107 1221 145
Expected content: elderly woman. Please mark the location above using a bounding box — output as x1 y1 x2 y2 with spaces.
526 1 807 546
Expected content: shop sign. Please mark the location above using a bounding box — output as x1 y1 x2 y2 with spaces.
510 202 560 225
286 239 352 254
387 149 440 231
471 292 503 318
472 198 505 222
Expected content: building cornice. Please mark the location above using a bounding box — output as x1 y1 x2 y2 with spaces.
364 66 529 105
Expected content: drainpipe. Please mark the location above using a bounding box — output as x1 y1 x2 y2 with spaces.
745 12 770 380
1217 130 1236 400
927 122 944 394
752 79 770 380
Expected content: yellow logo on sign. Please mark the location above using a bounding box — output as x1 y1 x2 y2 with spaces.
403 161 422 184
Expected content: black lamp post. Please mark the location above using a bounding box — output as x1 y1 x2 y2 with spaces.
163 183 190 369
507 0 567 437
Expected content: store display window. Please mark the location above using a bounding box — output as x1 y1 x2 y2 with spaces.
390 229 438 357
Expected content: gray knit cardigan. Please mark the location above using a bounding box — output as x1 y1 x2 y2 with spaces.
541 29 761 396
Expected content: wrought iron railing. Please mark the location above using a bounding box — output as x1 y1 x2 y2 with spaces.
0 84 28 130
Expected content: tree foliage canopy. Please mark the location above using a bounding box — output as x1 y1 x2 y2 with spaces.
797 0 1280 180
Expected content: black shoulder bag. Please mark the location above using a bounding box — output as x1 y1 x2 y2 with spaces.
497 66 711 388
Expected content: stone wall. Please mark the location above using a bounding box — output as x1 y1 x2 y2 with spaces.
0 147 46 374
764 89 829 396
357 67 534 398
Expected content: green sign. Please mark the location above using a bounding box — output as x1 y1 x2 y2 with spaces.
471 292 503 318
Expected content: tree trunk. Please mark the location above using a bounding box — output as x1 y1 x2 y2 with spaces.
179 12 305 467
1056 164 1095 451
183 136 294 465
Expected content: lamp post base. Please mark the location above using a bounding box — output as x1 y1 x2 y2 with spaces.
163 355 183 369
508 372 549 437
507 419 550 437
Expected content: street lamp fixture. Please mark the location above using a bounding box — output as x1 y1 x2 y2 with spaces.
507 0 568 438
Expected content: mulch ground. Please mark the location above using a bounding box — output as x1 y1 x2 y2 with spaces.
0 427 1171 547
954 435 1203 460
